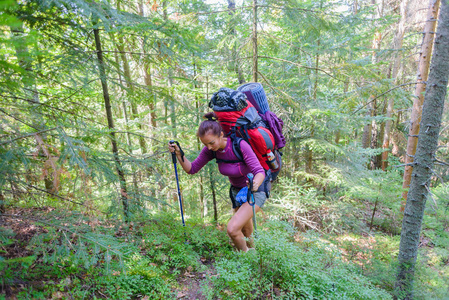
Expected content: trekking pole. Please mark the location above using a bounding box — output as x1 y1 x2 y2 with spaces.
247 173 257 236
169 140 186 230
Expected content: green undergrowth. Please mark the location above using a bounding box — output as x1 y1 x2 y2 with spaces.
1 210 394 299
0 211 232 299
205 221 392 300
327 231 449 300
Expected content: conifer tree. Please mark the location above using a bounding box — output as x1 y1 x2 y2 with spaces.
395 0 449 297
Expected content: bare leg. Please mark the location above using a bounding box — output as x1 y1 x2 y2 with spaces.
241 218 254 248
227 203 260 252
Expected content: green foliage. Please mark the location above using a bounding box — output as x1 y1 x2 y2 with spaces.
207 221 392 299
94 255 173 299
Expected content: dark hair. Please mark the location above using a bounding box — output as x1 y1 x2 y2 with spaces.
197 112 222 137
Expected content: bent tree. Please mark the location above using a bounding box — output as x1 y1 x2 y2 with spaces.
395 0 449 298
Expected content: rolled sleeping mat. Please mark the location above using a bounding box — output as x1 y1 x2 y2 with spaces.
237 82 270 114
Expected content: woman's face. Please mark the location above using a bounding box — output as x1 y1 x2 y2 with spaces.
200 131 224 151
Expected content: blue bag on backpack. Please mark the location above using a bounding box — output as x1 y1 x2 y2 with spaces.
236 187 248 204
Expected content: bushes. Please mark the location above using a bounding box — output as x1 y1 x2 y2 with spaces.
206 222 392 300
12 210 448 299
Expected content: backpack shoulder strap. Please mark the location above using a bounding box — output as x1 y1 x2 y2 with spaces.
213 135 244 164
231 135 243 161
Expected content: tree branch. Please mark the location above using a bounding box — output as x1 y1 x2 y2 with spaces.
351 82 417 115
2 95 105 126
257 71 298 107
0 108 40 130
434 159 449 167
0 127 59 146
258 55 346 82
24 184 85 206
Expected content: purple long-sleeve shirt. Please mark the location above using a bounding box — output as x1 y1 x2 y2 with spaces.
188 137 264 188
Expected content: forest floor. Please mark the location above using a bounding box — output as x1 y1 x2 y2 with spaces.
0 207 224 299
1 206 448 299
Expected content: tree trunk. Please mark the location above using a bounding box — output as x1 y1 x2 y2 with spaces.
116 38 147 154
144 65 157 133
112 46 133 150
0 192 5 214
305 126 314 174
395 1 449 297
313 38 320 101
138 0 157 144
252 0 258 82
94 28 129 221
116 0 147 154
382 0 410 171
110 32 139 205
402 0 440 204
193 60 205 217
161 0 177 136
362 101 373 148
370 100 379 170
209 167 218 224
369 0 383 169
12 24 55 194
227 0 246 84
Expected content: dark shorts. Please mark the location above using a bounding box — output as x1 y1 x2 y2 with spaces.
229 172 272 209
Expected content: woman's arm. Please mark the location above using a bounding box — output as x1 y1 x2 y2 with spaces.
252 172 265 192
168 142 213 174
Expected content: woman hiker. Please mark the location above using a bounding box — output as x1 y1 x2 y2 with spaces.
168 112 270 252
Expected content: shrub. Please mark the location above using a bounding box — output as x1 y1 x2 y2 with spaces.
209 221 392 299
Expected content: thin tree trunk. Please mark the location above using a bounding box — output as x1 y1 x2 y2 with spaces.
210 167 218 224
362 101 373 148
94 28 129 221
110 32 139 203
369 0 383 169
313 39 320 101
252 0 258 82
382 0 410 171
116 0 147 155
112 44 133 152
138 0 157 144
370 98 383 169
193 60 205 217
168 72 176 137
116 38 147 154
370 100 379 170
402 0 440 204
382 97 394 170
0 192 5 214
162 0 169 127
337 80 349 145
305 126 314 174
161 0 176 136
369 199 378 231
395 1 449 297
12 24 54 194
227 0 246 84
143 62 156 136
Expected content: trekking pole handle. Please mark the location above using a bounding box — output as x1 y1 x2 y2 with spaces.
169 140 185 163
247 173 255 206
169 140 177 164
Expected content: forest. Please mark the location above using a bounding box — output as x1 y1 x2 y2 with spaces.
1 0 449 299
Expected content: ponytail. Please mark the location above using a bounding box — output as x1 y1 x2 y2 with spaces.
197 112 222 137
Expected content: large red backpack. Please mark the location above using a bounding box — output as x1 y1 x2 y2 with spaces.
209 88 280 171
